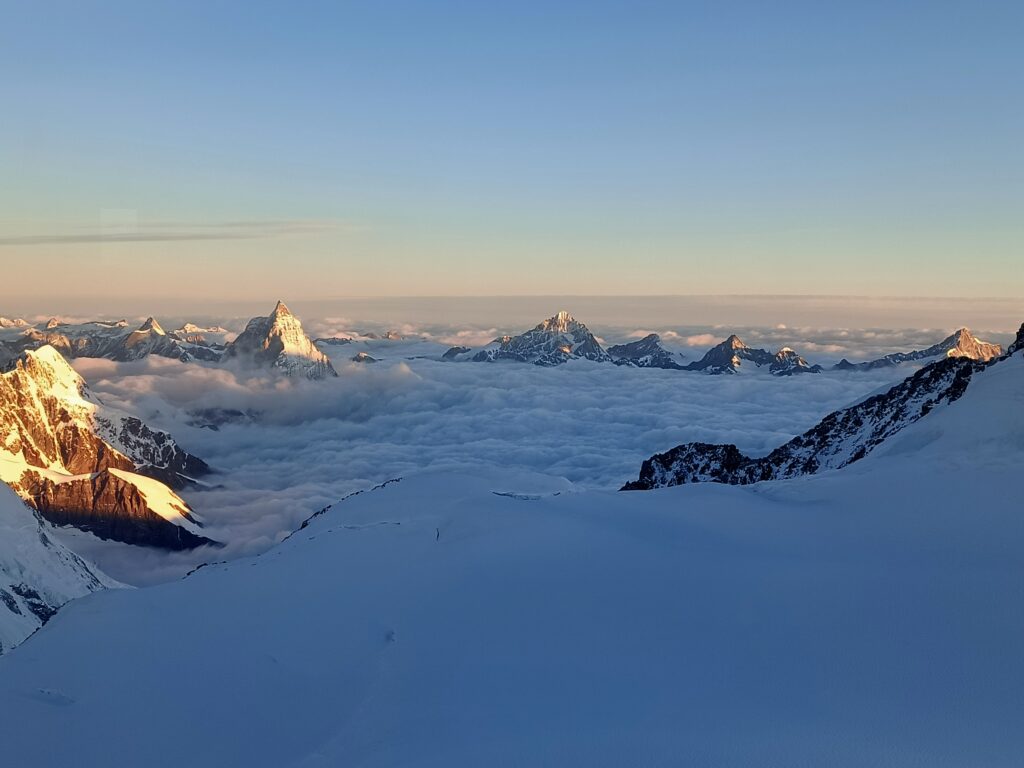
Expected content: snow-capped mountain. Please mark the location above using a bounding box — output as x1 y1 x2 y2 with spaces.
769 347 823 375
607 334 686 369
833 327 1001 370
446 311 611 366
225 301 337 379
684 335 820 375
624 349 996 490
0 317 224 364
0 317 28 329
0 346 215 549
0 483 117 655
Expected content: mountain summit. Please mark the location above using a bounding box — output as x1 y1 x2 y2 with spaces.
225 300 337 379
684 335 819 375
0 347 214 549
834 327 1002 371
447 311 611 366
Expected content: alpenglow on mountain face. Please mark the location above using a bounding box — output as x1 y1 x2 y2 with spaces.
0 346 215 549
833 328 1002 371
225 301 338 379
445 311 611 366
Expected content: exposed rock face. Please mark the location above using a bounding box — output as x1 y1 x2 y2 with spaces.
0 347 216 549
225 301 337 379
608 334 685 369
94 416 210 488
0 483 116 655
23 469 210 550
624 355 983 490
1006 324 1024 356
442 345 471 361
350 352 379 364
456 312 611 366
769 348 823 376
833 328 1002 371
684 335 817 375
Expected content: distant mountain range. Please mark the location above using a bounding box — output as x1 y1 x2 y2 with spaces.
0 301 336 380
624 323 1023 491
442 312 1002 375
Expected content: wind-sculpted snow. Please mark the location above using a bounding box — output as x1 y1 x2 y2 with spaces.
624 354 986 490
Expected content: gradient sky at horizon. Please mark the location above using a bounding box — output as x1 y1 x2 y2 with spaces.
2 1 1022 302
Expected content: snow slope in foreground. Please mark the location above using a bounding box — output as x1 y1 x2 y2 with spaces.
0 356 1022 766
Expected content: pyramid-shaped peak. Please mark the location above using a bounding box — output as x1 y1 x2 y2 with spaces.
272 300 293 317
138 317 165 334
724 334 747 349
542 311 579 332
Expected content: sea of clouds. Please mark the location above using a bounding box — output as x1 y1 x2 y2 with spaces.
65 324 914 585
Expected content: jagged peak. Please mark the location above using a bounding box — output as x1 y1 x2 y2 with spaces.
540 310 578 333
137 317 165 335
272 300 293 318
723 334 747 349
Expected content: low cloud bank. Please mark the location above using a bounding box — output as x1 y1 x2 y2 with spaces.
72 344 907 584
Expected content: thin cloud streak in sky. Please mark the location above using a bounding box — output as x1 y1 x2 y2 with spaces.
0 219 351 246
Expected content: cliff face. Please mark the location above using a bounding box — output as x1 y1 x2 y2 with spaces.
0 347 216 550
625 355 983 490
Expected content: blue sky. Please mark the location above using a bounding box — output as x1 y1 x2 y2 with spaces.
1 1 1022 301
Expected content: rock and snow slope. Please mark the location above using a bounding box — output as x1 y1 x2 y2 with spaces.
446 311 611 366
607 333 686 369
833 327 1001 370
0 349 1021 766
0 483 116 655
0 346 215 549
624 352 988 489
684 334 822 375
224 301 337 379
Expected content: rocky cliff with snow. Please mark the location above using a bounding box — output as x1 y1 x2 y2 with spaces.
684 335 820 375
607 334 686 369
224 301 337 379
0 347 215 549
833 327 1001 371
624 351 993 490
446 311 611 366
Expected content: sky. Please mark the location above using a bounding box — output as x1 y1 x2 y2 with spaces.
1 0 1022 302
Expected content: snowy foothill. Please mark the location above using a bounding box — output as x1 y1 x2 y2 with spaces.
0 352 1021 765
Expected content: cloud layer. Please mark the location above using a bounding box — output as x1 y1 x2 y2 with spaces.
70 344 907 585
